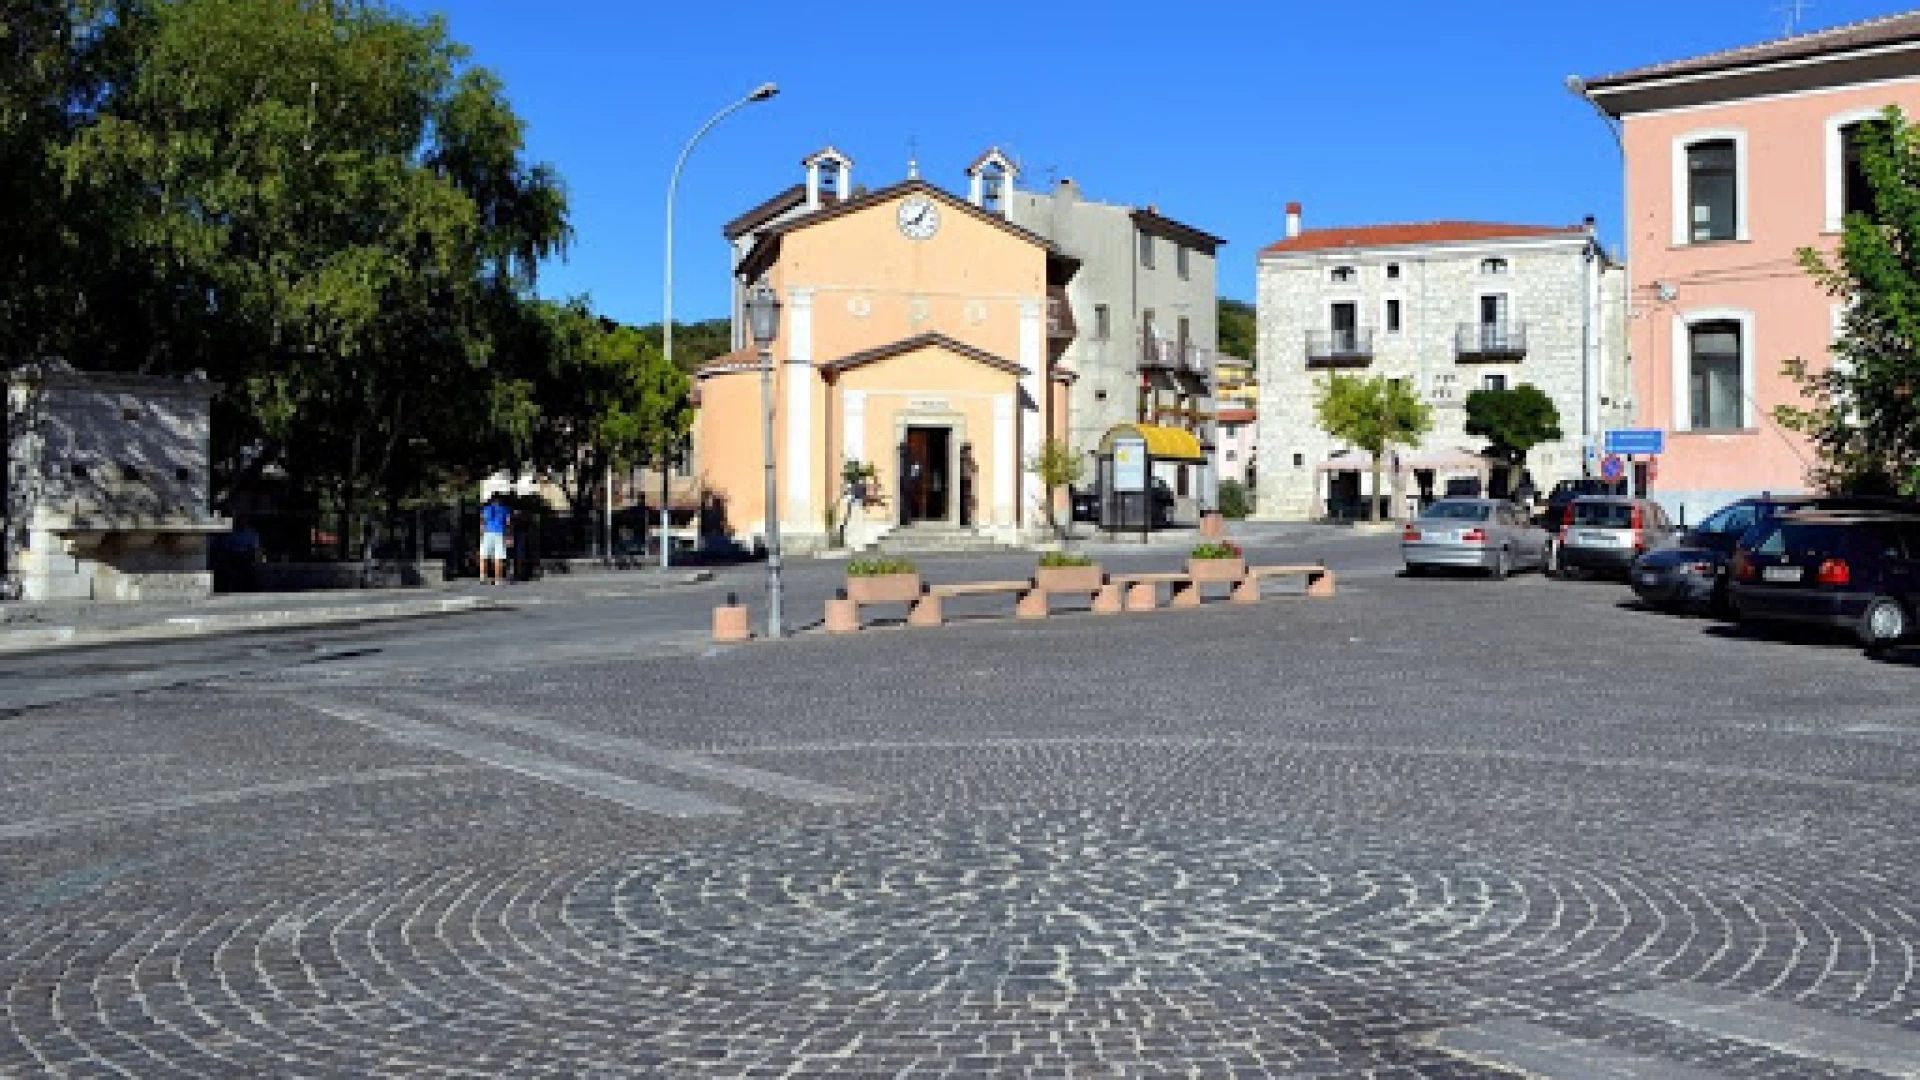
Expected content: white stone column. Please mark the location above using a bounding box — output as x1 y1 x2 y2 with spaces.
1018 298 1044 532
993 392 1017 531
785 288 814 533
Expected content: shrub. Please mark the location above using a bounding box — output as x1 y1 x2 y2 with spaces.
846 556 917 577
1217 479 1252 520
1037 551 1094 568
1190 540 1243 560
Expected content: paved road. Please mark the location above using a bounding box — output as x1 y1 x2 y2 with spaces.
3 533 1918 1077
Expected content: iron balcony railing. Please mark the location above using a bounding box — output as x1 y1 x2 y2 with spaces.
1455 321 1528 361
1305 328 1374 368
1138 338 1214 380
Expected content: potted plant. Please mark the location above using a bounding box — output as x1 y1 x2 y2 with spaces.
1034 550 1102 593
1187 540 1246 583
845 556 921 605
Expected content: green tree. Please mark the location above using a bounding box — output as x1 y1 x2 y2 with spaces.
1218 298 1256 365
53 0 568 552
1464 384 1563 485
1779 106 1920 496
1026 438 1086 544
1314 374 1432 522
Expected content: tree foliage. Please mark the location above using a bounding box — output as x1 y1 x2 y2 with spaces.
1314 374 1433 522
1218 298 1256 366
1464 384 1563 473
1026 438 1085 544
1779 106 1920 496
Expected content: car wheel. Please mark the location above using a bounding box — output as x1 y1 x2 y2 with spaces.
1490 549 1511 580
1859 595 1907 651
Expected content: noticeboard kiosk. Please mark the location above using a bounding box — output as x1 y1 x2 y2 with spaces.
1095 423 1208 540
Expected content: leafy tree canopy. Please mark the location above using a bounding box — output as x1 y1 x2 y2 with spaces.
1780 106 1920 496
1218 298 1256 366
1463 384 1563 470
1314 374 1432 522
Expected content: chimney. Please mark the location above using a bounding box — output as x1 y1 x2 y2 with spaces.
1285 202 1302 239
1582 214 1596 234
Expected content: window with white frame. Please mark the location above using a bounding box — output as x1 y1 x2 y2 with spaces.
1689 320 1743 430
1479 258 1508 276
1385 297 1402 335
1386 263 1401 280
1673 131 1746 244
1139 232 1154 269
1330 265 1356 284
1176 245 1190 280
1827 110 1887 231
1482 373 1507 393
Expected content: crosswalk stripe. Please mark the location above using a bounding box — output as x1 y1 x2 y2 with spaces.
1609 984 1920 1078
1426 1017 1735 1079
383 692 867 807
299 700 738 819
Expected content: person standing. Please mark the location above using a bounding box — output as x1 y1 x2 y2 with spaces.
479 493 512 585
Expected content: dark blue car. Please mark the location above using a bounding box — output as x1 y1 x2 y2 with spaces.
1629 497 1821 614
1729 511 1920 653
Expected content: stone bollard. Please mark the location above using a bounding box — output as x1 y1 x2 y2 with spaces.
712 592 751 642
1308 566 1338 598
825 591 860 635
1199 513 1225 538
1092 583 1125 615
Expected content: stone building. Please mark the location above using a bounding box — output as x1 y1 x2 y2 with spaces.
6 365 229 602
1255 208 1629 521
1006 174 1224 515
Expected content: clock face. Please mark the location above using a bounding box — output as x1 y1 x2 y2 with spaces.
897 196 940 241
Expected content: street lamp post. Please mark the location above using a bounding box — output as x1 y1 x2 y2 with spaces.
747 281 784 639
661 81 777 569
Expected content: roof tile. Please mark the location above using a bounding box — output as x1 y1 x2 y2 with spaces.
1260 221 1585 256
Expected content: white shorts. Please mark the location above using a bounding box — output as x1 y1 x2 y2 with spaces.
480 533 507 560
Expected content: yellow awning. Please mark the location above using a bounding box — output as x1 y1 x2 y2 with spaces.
1098 423 1206 462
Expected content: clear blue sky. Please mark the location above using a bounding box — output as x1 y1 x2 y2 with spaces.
395 0 1913 324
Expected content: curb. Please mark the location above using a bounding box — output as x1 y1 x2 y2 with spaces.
0 595 498 655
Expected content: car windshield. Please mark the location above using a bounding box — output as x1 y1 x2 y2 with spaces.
1696 503 1759 536
1421 501 1490 522
1571 502 1635 527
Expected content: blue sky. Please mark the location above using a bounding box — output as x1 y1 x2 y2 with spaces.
396 0 1914 323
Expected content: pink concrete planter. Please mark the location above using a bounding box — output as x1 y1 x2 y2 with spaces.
1034 564 1103 593
845 572 922 606
1187 557 1246 584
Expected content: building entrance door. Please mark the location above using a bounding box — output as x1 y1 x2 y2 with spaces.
899 426 952 526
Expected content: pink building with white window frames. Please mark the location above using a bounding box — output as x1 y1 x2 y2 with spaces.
1580 11 1920 524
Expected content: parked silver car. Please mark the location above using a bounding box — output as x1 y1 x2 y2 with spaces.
1556 497 1677 579
1402 499 1550 579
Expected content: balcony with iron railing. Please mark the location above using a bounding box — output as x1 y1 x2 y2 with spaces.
1455 321 1528 362
1305 328 1374 368
1138 338 1214 381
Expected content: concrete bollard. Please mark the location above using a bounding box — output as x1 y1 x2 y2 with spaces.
1015 586 1049 620
1092 583 1125 615
1308 567 1338 598
712 592 751 642
825 592 860 635
1199 513 1225 538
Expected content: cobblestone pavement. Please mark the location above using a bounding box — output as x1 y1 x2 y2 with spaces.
3 544 1919 1077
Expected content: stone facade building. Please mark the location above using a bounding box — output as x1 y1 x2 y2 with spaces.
5 365 229 602
1255 210 1629 521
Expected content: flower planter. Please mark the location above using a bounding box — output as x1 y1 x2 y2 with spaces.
845 572 922 606
1035 564 1103 593
1187 557 1246 584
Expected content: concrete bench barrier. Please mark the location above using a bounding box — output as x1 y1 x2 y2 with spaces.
908 580 1047 627
1234 563 1337 603
817 561 1337 636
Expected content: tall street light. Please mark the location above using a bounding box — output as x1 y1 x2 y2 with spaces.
746 280 784 639
661 81 778 568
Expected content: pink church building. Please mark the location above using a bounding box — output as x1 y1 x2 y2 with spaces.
1580 11 1920 521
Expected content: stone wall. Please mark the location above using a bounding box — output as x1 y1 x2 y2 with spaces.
1256 235 1626 520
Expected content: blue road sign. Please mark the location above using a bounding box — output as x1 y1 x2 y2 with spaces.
1605 428 1665 456
1600 454 1625 482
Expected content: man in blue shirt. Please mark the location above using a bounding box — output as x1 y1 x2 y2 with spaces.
480 493 512 584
